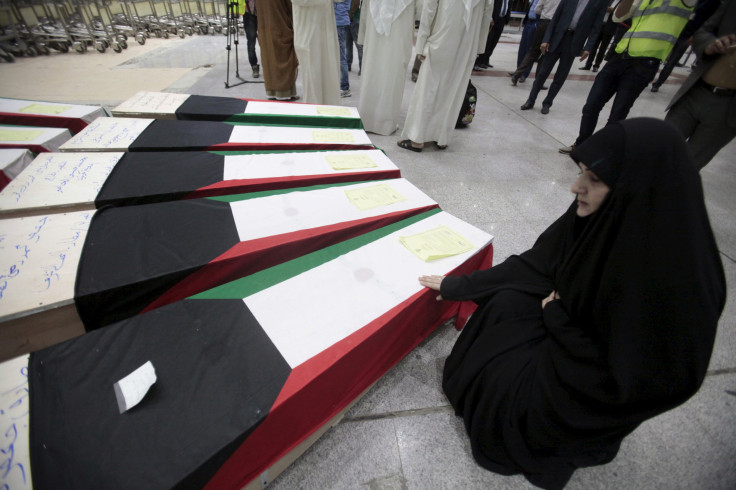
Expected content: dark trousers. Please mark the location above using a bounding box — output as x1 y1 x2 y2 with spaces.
653 38 690 87
517 20 539 78
575 54 660 145
513 19 550 78
585 31 614 69
527 29 577 107
243 13 258 67
346 18 363 71
477 18 505 65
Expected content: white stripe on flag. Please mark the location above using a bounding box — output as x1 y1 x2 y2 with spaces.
228 126 372 145
222 149 396 180
229 178 435 242
244 100 360 119
244 211 493 368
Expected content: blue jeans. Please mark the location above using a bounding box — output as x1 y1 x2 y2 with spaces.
347 19 363 71
575 54 660 145
337 25 350 91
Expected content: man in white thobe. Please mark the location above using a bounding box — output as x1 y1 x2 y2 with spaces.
292 0 342 105
358 0 418 135
399 0 494 151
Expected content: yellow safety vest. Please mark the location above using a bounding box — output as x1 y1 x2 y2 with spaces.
615 0 693 61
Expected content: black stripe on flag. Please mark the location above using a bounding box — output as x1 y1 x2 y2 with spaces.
75 199 239 329
128 120 234 152
175 95 248 122
29 298 291 490
95 152 226 207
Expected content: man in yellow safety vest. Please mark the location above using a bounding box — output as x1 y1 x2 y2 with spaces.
560 0 696 153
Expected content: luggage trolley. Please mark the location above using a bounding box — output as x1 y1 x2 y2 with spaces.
23 0 74 53
74 0 127 52
98 0 145 45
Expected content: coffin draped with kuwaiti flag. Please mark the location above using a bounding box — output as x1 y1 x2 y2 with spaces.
58 117 373 153
26 209 494 489
111 91 363 129
0 149 400 218
0 97 108 134
0 179 439 361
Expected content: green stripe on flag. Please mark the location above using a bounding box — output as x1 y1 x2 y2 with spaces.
191 208 443 300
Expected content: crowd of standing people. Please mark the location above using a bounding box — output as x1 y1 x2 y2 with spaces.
245 0 733 169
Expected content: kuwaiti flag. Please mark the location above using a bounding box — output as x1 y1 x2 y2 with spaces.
28 210 494 489
0 97 107 134
0 150 400 217
0 124 71 153
112 91 363 129
58 118 374 153
75 179 438 329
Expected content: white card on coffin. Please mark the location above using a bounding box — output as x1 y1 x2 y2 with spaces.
59 118 154 152
111 92 191 118
0 153 122 217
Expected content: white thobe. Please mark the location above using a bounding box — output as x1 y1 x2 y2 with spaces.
401 0 494 147
358 0 417 135
292 0 342 105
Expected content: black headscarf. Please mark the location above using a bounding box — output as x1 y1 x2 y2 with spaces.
441 118 726 488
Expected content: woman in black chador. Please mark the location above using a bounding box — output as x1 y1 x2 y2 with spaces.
419 118 726 489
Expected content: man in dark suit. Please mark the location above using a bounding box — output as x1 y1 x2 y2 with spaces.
520 0 610 113
666 0 736 169
474 0 511 69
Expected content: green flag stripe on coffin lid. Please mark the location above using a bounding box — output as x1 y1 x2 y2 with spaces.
192 209 443 299
224 112 364 129
74 180 438 329
28 298 292 490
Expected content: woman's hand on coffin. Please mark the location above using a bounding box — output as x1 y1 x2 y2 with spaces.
419 275 445 301
542 290 560 308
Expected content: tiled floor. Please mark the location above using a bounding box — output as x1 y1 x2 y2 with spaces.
1 26 734 490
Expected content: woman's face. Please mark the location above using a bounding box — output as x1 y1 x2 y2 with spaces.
570 163 611 217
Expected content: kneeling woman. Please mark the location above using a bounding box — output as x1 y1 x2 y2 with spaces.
419 118 726 489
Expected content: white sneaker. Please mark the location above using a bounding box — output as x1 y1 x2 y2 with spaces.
558 144 575 154
340 89 351 98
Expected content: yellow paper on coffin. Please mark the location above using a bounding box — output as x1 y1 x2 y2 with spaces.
0 129 44 141
19 103 73 115
344 183 406 210
325 153 378 170
400 226 475 262
312 130 355 143
316 106 351 116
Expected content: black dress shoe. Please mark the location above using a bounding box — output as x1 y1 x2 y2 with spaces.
520 100 534 110
592 66 599 72
511 75 518 86
541 104 551 114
